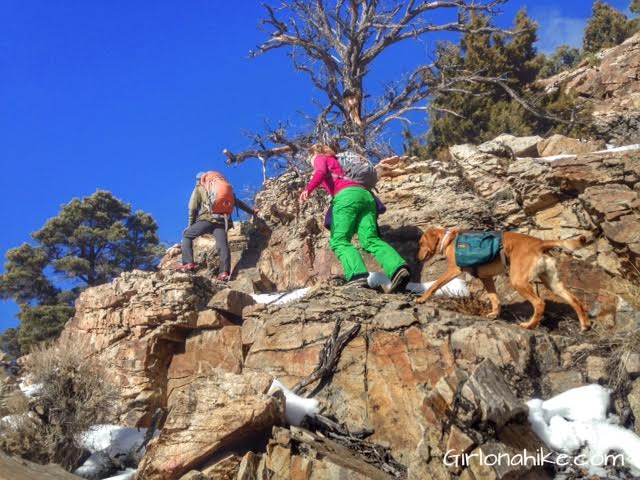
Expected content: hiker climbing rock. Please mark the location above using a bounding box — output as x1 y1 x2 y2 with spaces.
299 144 410 292
177 171 258 281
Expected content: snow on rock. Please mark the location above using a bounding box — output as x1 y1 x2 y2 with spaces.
18 381 42 398
74 452 114 479
604 143 640 153
527 385 640 476
78 424 149 455
74 425 157 479
368 272 470 297
103 469 137 480
531 143 640 163
251 273 469 307
0 414 25 429
268 379 319 426
535 154 577 162
251 288 311 305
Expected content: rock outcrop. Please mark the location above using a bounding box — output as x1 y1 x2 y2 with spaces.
538 32 640 145
51 134 639 479
249 139 640 329
0 451 81 480
60 270 224 425
138 371 284 480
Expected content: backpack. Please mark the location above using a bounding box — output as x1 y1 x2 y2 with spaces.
335 151 378 190
199 172 235 215
455 232 503 269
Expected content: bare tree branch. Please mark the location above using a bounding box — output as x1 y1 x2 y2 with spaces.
226 0 566 173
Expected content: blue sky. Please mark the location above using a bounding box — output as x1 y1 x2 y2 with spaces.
0 0 634 331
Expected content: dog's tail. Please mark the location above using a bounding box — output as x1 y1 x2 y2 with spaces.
540 235 587 252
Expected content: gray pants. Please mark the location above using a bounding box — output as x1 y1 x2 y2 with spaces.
182 221 230 273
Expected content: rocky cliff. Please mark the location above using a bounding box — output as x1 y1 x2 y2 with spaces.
48 131 640 479
252 135 640 328
538 31 640 146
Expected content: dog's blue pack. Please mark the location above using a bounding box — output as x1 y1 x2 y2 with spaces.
455 231 503 268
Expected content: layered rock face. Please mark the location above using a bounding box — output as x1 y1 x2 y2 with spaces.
242 287 556 479
57 135 639 478
60 270 225 425
250 140 640 329
62 275 639 479
538 32 640 145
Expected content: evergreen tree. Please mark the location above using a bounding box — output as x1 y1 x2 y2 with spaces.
632 0 640 14
0 328 20 359
538 45 583 79
16 305 75 354
0 244 57 305
583 1 632 53
0 190 163 354
427 10 546 153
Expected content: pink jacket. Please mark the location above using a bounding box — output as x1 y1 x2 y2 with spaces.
305 155 361 197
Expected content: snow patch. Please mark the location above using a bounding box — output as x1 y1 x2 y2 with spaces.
78 424 150 455
74 425 158 479
251 273 469 306
0 414 25 429
251 288 311 305
103 469 137 480
268 379 319 426
527 143 640 163
527 384 640 475
368 272 469 297
535 154 577 162
18 381 42 398
603 143 640 153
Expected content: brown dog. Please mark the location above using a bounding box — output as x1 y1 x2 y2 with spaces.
416 228 590 331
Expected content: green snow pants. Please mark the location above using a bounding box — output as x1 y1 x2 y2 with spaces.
329 187 407 281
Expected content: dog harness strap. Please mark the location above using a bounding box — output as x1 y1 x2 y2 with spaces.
438 229 456 255
499 232 510 274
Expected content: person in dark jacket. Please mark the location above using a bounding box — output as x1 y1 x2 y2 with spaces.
177 172 257 281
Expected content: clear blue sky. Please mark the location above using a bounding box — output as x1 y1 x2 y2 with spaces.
0 0 633 331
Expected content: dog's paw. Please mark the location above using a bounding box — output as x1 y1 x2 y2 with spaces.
487 311 500 320
519 321 535 330
415 296 428 304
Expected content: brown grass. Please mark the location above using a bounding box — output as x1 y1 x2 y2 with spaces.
0 337 118 470
430 290 491 317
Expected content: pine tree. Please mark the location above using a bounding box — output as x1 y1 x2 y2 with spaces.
16 305 75 353
427 9 546 153
0 328 20 359
0 190 163 354
538 45 583 79
583 1 632 53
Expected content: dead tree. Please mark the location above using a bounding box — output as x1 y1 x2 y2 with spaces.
224 0 524 170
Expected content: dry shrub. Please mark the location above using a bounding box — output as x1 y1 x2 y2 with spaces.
430 290 491 317
0 337 118 470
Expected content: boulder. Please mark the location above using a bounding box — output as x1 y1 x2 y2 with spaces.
137 371 284 480
624 353 640 379
166 326 244 405
480 133 542 157
461 359 528 429
0 451 81 480
538 134 605 157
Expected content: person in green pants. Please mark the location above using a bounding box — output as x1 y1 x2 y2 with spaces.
299 144 410 292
